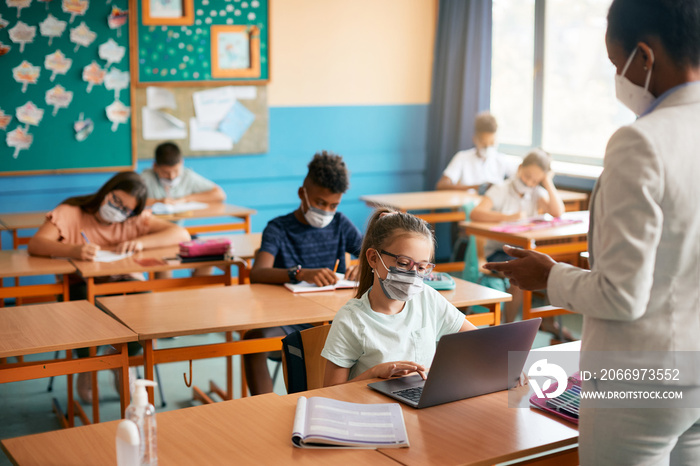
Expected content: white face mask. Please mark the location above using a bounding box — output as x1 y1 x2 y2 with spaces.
302 188 335 229
615 46 655 116
512 177 535 196
477 146 497 159
99 202 129 224
159 175 181 188
376 254 425 302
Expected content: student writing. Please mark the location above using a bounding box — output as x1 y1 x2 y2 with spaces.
244 151 363 395
322 209 477 386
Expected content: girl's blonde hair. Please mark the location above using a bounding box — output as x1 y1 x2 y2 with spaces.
355 207 435 298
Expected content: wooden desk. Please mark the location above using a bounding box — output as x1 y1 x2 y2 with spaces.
0 211 46 249
70 245 235 303
153 203 256 235
0 301 137 427
2 377 578 466
300 276 511 327
96 284 338 405
461 210 590 319
0 250 74 303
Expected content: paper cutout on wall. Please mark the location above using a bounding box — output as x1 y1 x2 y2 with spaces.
13 61 41 92
0 42 10 56
218 101 255 144
9 21 36 53
104 68 129 99
0 109 13 130
106 100 130 131
7 127 33 159
0 15 10 29
62 0 89 24
82 60 105 92
40 14 67 46
46 85 73 115
107 6 127 37
45 50 72 81
16 101 44 128
73 112 93 141
7 0 32 18
70 21 95 52
98 38 124 68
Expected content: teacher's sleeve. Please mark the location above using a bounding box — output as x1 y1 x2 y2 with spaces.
547 125 664 321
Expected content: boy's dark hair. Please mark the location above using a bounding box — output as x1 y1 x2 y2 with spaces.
305 151 349 194
62 171 147 217
154 142 183 166
608 0 700 67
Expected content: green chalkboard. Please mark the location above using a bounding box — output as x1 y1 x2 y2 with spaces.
0 1 133 176
134 0 269 84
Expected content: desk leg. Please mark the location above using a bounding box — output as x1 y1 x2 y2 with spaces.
67 349 74 427
86 277 95 304
62 274 70 301
492 302 501 326
244 215 251 234
90 346 100 423
522 289 533 320
143 340 155 406
118 343 129 418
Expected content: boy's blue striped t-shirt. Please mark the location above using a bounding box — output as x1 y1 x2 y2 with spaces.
259 211 362 273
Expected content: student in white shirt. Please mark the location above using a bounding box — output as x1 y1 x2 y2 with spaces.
471 149 565 332
322 208 476 385
436 112 517 193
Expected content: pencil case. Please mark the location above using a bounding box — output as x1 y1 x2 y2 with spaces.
178 238 231 257
424 272 456 290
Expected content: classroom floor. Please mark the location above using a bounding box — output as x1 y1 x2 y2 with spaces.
0 315 582 466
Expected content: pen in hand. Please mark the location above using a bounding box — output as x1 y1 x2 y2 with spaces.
333 259 339 274
80 231 90 244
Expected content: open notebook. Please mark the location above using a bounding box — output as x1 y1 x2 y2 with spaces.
284 273 358 293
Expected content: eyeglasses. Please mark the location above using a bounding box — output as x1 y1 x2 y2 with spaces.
380 250 435 277
108 192 134 217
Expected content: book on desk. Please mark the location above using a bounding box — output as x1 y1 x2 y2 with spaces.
284 273 358 293
291 396 409 449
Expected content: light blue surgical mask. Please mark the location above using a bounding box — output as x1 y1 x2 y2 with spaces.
376 254 424 302
302 188 335 229
99 202 129 223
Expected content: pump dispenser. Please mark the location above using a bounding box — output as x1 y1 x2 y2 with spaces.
125 379 158 466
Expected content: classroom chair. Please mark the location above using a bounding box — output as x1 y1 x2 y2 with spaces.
281 325 332 394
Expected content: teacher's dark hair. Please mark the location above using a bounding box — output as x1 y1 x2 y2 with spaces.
607 0 700 67
62 171 147 217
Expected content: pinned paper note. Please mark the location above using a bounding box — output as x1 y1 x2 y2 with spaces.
189 117 232 151
74 113 93 141
40 14 67 46
7 0 31 18
0 109 13 130
9 21 36 53
146 86 176 110
45 50 72 81
107 6 127 37
106 100 130 131
70 21 95 52
6 127 33 159
0 42 10 56
82 60 105 92
192 86 257 129
62 0 89 23
142 107 186 140
13 61 41 93
16 101 45 129
45 85 73 115
99 38 125 68
104 68 129 99
218 101 255 144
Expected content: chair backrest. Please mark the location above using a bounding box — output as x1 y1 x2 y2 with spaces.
281 324 332 394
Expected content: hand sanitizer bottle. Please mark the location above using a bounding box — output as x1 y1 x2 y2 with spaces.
116 419 140 466
125 379 158 466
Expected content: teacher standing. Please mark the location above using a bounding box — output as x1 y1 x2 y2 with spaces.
485 0 700 464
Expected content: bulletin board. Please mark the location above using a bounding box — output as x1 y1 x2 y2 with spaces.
132 84 268 159
0 0 134 176
132 0 269 86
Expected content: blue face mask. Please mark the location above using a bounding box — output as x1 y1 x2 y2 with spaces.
99 202 129 223
376 254 424 302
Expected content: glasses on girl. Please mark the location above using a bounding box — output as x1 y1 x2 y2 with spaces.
379 250 435 277
108 192 133 217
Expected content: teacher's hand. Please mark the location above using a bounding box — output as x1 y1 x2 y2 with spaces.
482 245 557 291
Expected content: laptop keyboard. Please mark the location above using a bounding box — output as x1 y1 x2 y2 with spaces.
392 386 423 402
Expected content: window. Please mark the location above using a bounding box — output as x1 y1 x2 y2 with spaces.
491 0 635 165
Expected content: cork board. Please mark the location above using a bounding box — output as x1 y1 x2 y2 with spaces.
132 84 268 159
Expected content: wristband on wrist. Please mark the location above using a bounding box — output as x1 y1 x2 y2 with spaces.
287 264 301 283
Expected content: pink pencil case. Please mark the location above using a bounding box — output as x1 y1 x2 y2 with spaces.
179 238 231 257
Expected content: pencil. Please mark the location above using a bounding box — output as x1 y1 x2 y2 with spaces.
333 259 340 274
80 231 90 244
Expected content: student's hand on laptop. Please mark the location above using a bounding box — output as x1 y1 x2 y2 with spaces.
373 361 427 380
298 268 339 287
344 264 359 281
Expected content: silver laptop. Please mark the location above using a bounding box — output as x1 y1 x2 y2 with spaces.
368 318 542 408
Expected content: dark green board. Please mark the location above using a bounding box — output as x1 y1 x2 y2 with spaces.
136 0 269 84
0 1 133 175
